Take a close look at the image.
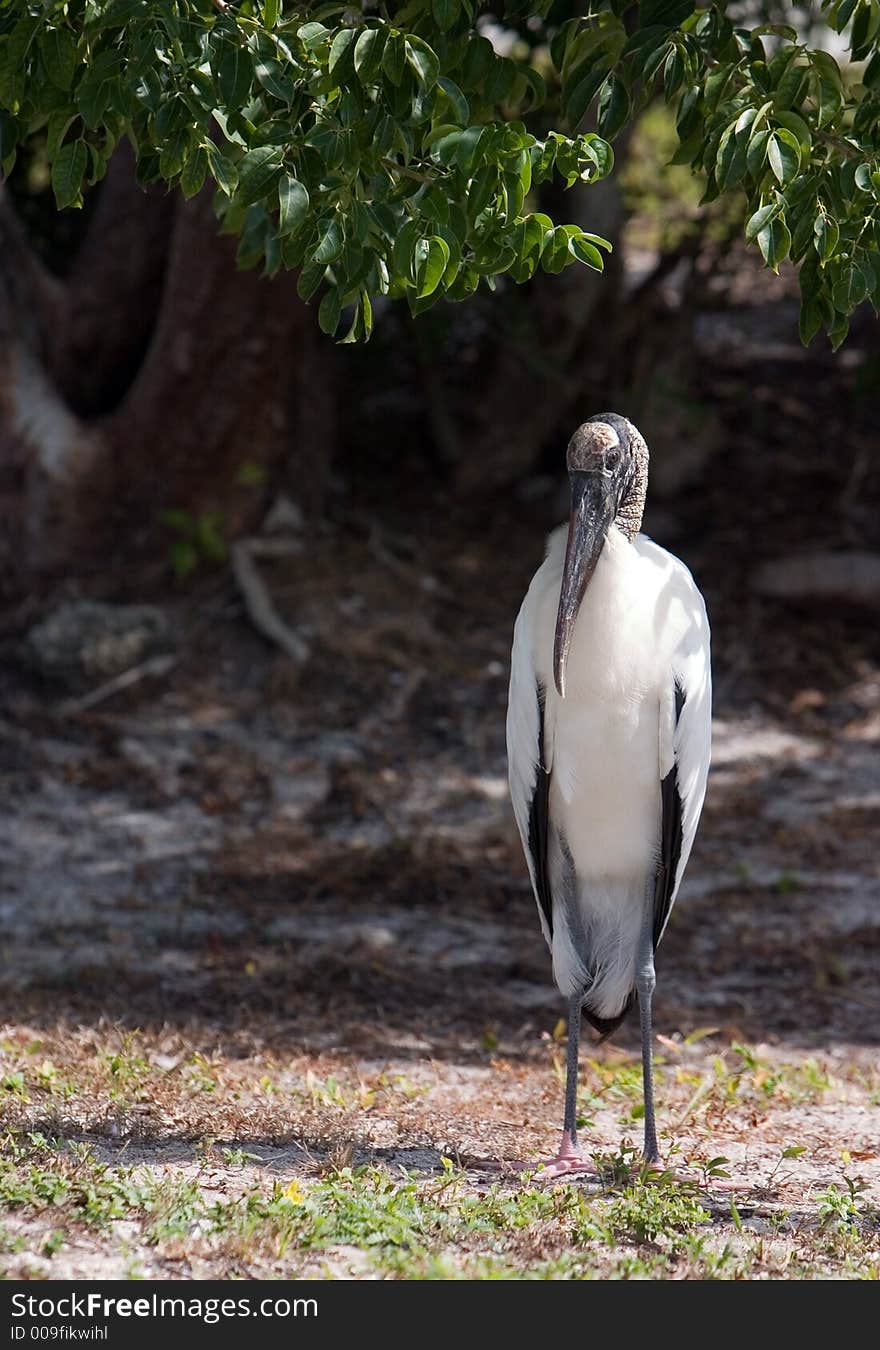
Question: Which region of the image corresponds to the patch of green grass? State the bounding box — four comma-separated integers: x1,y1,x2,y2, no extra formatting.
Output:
0,1224,25,1254
817,1173,871,1234
102,1033,153,1104
181,1053,219,1096
300,1072,376,1112
220,1147,265,1168
143,1177,207,1244
1,1134,878,1281
703,1045,834,1110
601,1182,711,1246
379,1074,431,1101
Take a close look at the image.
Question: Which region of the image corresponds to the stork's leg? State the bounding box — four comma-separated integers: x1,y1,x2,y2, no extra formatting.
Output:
636,903,661,1166
535,992,597,1178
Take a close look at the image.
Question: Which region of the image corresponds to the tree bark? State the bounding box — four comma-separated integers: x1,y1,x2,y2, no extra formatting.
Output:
46,144,176,417
0,153,334,598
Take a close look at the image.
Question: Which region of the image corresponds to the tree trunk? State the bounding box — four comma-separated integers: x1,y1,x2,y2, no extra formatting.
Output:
0,151,334,599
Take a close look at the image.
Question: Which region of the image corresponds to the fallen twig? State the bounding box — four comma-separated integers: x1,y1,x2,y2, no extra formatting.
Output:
231,538,310,666
55,653,177,716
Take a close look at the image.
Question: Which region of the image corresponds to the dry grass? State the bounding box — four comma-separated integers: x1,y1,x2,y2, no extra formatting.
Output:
1,1018,879,1279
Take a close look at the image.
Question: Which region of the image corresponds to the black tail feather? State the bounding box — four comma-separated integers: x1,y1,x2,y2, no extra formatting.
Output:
582,990,637,1042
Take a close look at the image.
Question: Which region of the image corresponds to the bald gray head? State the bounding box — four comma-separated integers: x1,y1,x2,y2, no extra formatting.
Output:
554,414,650,696
566,414,649,542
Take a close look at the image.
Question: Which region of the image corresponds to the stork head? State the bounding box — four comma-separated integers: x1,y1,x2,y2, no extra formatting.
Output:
553,414,648,697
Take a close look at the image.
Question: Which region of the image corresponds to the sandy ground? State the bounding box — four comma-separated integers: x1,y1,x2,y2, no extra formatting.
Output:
1,289,879,1278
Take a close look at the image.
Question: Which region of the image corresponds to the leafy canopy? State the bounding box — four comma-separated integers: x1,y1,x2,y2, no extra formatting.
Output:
0,2,879,347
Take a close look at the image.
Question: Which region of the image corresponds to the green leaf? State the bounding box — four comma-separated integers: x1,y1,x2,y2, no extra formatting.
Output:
565,65,609,129
461,35,494,86
382,32,406,86
640,0,695,27
204,141,238,196
596,75,631,140
297,261,324,302
775,110,812,152
517,213,549,260
214,41,254,108
828,312,850,350
0,111,18,166
180,147,208,199
318,286,342,336
851,0,880,59
467,162,497,221
814,212,840,262
392,219,421,282
811,49,844,127
483,57,516,105
159,129,191,180
169,539,199,579
715,126,746,190
734,107,758,139
864,49,880,89
799,294,825,346
663,47,685,100
236,205,270,269
338,298,362,344
745,201,779,241
757,215,791,270
831,0,858,31
432,0,460,34
77,74,113,129
354,27,386,83
278,176,309,236
328,28,356,81
568,235,605,270
406,37,440,89
541,226,571,275
578,134,614,180
297,23,329,52
51,140,88,209
437,77,469,125
416,235,451,296
253,55,296,103
236,146,283,206
832,261,869,312
455,126,484,176
854,162,874,192
446,266,479,301
788,202,815,262
361,291,373,341
313,217,343,265
262,0,279,28
773,58,807,111
42,28,78,91
746,128,771,178
767,130,800,185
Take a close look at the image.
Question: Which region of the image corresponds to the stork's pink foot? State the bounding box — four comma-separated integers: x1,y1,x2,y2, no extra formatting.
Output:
534,1131,598,1179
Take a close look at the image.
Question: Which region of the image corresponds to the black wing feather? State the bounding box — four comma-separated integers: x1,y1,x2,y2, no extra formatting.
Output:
653,680,686,948
527,683,553,940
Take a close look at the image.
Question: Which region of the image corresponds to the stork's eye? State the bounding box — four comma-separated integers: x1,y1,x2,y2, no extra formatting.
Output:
605,446,621,470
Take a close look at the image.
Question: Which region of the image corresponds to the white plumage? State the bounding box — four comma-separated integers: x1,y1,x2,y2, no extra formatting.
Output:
508,522,711,1013
506,414,711,1173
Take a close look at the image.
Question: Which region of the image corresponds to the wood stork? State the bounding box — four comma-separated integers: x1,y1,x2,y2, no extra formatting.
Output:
507,414,711,1176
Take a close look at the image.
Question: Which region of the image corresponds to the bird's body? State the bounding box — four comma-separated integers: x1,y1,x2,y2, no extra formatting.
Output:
506,414,711,1173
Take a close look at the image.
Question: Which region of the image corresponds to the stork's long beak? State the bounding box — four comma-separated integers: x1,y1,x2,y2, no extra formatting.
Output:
553,470,615,697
